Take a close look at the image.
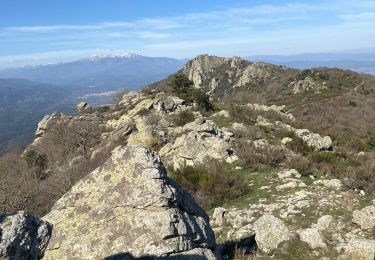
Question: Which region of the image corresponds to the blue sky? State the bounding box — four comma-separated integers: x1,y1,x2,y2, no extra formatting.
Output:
0,0,374,67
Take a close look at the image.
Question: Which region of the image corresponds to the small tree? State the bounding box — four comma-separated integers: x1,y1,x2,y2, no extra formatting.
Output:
168,72,213,112
168,72,194,102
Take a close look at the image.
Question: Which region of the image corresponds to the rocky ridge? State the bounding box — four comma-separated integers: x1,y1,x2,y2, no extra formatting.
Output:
2,55,375,259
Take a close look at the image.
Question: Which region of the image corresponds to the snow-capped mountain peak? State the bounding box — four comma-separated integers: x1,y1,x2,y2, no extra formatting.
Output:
88,52,141,61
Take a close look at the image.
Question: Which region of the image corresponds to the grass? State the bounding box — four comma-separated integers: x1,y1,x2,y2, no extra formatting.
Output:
209,115,233,128
169,160,249,210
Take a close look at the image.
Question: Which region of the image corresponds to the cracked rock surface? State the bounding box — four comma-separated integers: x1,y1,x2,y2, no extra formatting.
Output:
43,145,217,259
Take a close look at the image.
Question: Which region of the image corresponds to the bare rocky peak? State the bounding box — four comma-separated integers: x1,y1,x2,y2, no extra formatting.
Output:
182,54,284,94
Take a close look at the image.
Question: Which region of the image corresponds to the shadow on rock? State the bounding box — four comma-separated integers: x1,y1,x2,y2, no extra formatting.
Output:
219,235,257,259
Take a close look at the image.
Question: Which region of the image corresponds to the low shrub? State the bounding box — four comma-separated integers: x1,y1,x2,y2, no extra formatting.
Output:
341,154,375,192
170,110,195,127
234,139,287,170
228,105,257,125
285,155,314,176
309,151,346,164
169,161,248,209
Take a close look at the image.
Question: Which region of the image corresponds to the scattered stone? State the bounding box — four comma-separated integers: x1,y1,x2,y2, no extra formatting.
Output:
256,116,273,127
277,169,301,179
254,215,290,254
211,110,230,118
276,179,306,191
353,205,375,230
281,137,293,144
0,211,52,260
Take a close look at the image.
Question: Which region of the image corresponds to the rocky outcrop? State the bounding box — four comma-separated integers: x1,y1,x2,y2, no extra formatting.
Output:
43,145,217,259
0,212,52,260
253,215,290,254
236,63,279,87
290,76,319,94
34,112,71,138
294,129,333,151
76,101,90,113
159,118,237,169
246,103,295,121
274,121,333,151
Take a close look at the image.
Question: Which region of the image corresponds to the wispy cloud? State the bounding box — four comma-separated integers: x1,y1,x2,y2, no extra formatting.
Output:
0,1,374,67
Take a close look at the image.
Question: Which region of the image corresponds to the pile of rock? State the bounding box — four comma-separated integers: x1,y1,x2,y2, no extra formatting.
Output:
160,118,237,169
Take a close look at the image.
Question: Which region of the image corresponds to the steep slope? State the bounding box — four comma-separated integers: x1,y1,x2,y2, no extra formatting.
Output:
0,53,184,90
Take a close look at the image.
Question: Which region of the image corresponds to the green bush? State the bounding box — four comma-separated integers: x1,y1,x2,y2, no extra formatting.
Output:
168,72,213,112
169,161,248,209
349,101,358,107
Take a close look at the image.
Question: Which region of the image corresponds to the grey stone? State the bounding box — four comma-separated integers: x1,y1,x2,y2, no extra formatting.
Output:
0,211,52,260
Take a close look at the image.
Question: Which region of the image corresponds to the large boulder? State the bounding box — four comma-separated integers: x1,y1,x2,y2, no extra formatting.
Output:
343,239,375,260
43,145,217,259
0,211,52,260
353,204,375,230
253,215,290,254
297,228,326,249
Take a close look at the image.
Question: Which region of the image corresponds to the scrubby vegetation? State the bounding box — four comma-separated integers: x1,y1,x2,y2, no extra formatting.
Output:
0,142,115,217
169,161,248,209
234,139,287,170
168,110,195,126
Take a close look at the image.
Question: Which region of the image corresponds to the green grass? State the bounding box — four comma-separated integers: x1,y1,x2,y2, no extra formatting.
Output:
359,193,375,207
209,115,233,128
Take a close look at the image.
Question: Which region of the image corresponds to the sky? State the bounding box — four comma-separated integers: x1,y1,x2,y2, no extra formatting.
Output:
0,0,374,68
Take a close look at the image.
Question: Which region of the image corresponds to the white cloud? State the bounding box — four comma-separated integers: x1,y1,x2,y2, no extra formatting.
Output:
0,0,374,66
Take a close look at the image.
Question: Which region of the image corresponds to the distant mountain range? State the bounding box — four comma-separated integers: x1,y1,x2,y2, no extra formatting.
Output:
0,53,185,151
0,53,185,91
246,51,375,75
0,51,374,152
